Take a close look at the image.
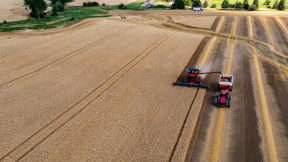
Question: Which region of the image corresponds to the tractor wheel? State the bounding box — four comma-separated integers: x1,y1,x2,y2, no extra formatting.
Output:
227,99,231,108
227,96,232,108
228,94,232,99
213,97,218,106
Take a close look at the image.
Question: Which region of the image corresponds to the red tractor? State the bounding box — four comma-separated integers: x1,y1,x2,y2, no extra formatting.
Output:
173,68,222,90
213,75,234,108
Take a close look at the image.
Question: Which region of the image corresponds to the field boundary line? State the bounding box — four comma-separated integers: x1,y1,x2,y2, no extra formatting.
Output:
0,25,137,89
1,33,170,161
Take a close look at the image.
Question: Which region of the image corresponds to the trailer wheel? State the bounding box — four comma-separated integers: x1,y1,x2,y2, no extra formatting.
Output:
227,100,231,108
227,97,231,108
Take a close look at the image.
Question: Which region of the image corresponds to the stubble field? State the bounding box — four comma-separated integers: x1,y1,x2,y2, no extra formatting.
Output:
0,9,288,162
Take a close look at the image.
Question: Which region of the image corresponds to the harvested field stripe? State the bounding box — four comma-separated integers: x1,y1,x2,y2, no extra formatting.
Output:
284,70,288,81
215,16,224,33
261,17,275,47
249,18,279,162
163,17,288,62
231,17,237,37
196,37,216,68
274,17,288,38
1,33,171,161
196,17,224,68
242,42,288,71
251,47,279,162
259,17,288,80
225,40,234,74
247,16,253,40
170,16,224,161
210,17,237,162
0,25,137,89
209,42,233,162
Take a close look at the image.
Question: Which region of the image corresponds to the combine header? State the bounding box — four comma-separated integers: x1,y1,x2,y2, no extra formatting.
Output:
173,68,222,90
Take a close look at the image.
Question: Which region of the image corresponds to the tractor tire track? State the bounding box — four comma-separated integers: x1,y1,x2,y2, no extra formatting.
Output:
0,25,137,89
1,33,171,161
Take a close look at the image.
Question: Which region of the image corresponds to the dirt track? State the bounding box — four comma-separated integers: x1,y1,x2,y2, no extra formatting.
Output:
0,11,288,161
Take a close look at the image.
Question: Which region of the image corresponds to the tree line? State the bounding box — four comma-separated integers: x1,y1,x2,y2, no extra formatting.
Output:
171,0,286,10
24,0,72,19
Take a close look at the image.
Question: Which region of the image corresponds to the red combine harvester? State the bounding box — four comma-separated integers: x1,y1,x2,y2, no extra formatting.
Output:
213,75,234,108
173,68,222,90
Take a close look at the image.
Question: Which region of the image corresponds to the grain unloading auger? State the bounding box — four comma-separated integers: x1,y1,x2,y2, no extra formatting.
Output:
173,68,222,90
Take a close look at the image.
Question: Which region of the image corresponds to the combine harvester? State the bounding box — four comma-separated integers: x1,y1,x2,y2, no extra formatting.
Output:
173,68,233,108
173,68,221,90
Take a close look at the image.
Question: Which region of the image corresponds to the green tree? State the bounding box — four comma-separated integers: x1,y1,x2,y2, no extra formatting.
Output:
263,0,271,5
234,1,243,8
252,0,259,8
243,0,249,9
203,0,208,8
50,0,57,5
222,0,230,8
51,0,72,5
193,0,202,7
24,0,47,18
248,4,257,10
52,5,58,16
272,0,279,8
55,1,64,12
171,0,185,9
184,0,192,6
278,0,286,10
211,3,217,8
